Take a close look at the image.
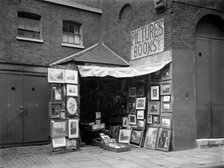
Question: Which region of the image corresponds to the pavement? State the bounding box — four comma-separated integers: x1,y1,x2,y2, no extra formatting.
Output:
0,144,224,168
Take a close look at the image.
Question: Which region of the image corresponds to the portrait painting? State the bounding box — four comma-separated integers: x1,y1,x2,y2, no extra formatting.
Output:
156,128,171,151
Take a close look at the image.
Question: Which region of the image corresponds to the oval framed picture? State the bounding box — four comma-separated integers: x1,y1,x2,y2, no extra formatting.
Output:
66,97,78,117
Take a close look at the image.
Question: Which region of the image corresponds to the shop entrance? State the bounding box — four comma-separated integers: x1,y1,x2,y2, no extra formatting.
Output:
0,72,49,146
196,15,224,138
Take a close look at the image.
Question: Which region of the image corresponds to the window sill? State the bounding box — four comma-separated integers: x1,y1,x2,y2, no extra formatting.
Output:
16,36,44,43
62,43,84,49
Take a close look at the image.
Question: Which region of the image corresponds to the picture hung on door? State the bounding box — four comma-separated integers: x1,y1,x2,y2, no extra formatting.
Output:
48,66,80,153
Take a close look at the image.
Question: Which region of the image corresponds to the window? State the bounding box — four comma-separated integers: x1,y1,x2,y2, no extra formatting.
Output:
17,12,41,40
62,20,83,47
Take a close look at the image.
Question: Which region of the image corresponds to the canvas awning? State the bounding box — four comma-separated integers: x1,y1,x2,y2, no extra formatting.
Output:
78,60,171,78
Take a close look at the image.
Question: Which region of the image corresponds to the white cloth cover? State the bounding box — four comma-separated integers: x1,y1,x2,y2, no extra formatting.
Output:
78,60,171,78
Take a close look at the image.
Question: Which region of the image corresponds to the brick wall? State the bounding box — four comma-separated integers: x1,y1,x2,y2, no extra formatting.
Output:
0,0,101,66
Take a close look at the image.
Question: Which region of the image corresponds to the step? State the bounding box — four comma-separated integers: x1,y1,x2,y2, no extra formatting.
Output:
196,138,224,148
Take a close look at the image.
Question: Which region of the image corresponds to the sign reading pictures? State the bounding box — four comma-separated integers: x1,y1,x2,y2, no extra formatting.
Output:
130,18,164,60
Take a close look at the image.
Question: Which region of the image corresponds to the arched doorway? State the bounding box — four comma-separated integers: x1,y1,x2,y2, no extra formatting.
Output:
196,14,224,138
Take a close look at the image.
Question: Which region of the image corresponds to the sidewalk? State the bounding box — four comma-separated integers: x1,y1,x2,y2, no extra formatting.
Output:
0,144,224,168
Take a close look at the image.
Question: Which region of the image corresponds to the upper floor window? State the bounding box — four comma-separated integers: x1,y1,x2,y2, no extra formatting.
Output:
17,12,41,40
62,20,83,48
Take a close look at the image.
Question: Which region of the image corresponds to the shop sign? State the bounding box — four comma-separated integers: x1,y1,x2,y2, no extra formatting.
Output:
130,18,164,60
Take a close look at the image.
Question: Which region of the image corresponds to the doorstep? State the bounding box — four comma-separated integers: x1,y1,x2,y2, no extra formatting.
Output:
196,138,224,148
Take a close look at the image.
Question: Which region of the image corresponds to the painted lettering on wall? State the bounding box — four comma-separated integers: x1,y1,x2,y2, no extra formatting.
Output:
130,18,164,60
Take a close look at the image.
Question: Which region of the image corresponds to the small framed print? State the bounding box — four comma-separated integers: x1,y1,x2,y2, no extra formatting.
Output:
48,68,65,83
50,119,67,138
147,114,153,124
156,127,171,151
144,127,158,149
96,112,101,119
161,115,172,129
162,95,171,102
152,115,160,125
129,87,136,98
129,128,144,147
64,69,78,84
160,81,172,95
150,85,160,101
148,101,160,115
66,138,77,150
66,97,78,117
136,97,146,110
128,114,136,125
68,119,79,138
52,137,66,149
66,84,78,97
161,101,172,113
137,119,145,129
127,98,136,113
136,86,144,97
51,84,64,103
49,103,61,118
122,117,129,127
118,129,132,143
137,110,144,119
161,63,172,81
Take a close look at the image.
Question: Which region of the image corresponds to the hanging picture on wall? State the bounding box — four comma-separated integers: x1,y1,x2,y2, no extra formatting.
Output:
66,84,78,97
68,119,79,138
118,129,132,144
129,87,136,98
152,115,160,125
144,127,158,149
127,98,136,113
137,110,144,119
48,68,65,83
161,101,172,113
150,85,160,101
147,114,153,124
66,138,77,150
162,95,171,102
161,115,172,129
122,117,129,127
156,127,171,151
49,103,61,118
137,119,145,129
64,69,78,84
161,63,172,81
129,128,144,147
128,114,136,125
52,137,66,149
148,101,160,115
50,119,67,138
51,84,64,103
66,97,78,117
160,81,172,95
136,86,144,97
136,97,146,110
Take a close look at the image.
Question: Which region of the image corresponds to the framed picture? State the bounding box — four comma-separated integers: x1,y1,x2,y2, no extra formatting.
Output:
127,98,136,113
161,63,172,81
66,138,77,150
118,129,132,143
162,95,171,102
50,119,67,138
51,84,64,103
148,101,160,115
156,127,171,151
66,97,78,117
48,68,65,83
68,119,79,138
136,86,144,97
129,87,136,98
96,112,101,119
147,114,153,124
49,103,61,118
137,110,144,119
66,84,78,97
136,97,146,110
161,115,172,129
137,119,145,129
128,114,136,125
150,85,160,101
160,81,172,95
161,101,172,113
129,129,144,147
144,127,158,149
152,115,160,125
52,137,66,148
122,117,128,127
64,69,78,84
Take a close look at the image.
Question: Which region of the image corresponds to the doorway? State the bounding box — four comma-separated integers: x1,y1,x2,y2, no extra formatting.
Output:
0,72,49,146
196,15,224,138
